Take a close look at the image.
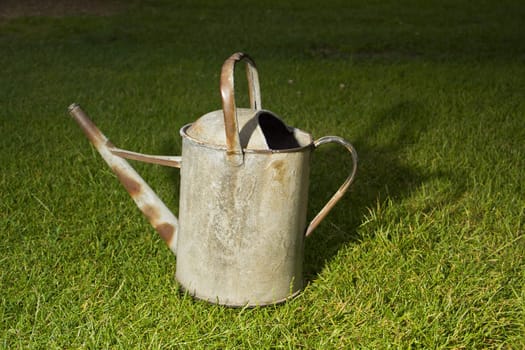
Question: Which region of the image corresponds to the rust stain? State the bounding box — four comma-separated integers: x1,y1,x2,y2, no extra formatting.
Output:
189,122,203,135
271,160,286,184
114,168,142,196
221,57,239,155
141,204,161,222
155,222,175,244
70,105,106,148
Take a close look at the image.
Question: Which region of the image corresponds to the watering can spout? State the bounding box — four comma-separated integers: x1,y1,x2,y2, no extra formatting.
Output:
68,103,180,255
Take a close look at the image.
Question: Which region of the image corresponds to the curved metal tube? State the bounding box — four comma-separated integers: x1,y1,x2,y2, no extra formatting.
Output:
305,136,358,237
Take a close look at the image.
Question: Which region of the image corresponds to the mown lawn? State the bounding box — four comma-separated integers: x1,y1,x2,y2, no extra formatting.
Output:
1,0,524,348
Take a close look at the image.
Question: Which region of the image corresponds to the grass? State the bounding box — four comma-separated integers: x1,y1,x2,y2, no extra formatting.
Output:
1,0,524,348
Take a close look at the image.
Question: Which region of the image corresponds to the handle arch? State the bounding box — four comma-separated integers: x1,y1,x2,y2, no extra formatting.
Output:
220,52,262,165
305,136,358,237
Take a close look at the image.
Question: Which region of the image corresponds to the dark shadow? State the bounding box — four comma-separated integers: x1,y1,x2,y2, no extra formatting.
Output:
258,111,300,149
303,100,460,280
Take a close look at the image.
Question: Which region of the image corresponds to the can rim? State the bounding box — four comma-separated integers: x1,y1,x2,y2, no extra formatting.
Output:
179,124,314,154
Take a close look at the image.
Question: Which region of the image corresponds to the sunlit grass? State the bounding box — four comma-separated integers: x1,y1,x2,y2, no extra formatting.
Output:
1,0,524,348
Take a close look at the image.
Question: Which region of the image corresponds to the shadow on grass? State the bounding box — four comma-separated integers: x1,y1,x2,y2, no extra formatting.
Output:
303,100,450,280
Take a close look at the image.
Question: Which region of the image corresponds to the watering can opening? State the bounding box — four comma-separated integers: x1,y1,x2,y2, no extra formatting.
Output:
256,112,301,150
184,109,311,152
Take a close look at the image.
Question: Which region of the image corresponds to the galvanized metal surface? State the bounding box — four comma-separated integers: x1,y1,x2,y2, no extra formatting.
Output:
68,52,358,307
176,52,318,305
187,108,268,150
177,128,311,306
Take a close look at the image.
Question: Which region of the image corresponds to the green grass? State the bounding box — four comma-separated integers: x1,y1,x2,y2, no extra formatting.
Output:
1,0,524,348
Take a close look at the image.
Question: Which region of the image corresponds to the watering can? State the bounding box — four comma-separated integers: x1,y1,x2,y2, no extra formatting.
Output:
68,52,357,306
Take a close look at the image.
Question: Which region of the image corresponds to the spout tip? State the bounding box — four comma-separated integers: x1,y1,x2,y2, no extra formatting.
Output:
68,103,80,113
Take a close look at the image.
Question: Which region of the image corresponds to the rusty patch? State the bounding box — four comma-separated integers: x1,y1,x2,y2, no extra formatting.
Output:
271,160,286,184
114,168,142,196
155,222,175,244
141,204,160,221
223,100,237,153
69,104,107,148
188,121,203,136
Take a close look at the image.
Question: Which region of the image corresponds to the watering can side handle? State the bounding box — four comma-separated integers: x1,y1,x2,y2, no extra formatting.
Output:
220,52,262,166
305,136,358,237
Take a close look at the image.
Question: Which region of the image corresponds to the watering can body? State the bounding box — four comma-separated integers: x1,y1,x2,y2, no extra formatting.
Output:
69,52,357,306
177,112,313,305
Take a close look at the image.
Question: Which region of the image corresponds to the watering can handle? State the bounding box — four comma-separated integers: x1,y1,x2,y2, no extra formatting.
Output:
220,52,262,165
305,136,358,237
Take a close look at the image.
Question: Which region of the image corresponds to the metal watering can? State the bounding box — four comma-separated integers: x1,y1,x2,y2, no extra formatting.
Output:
69,52,357,306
